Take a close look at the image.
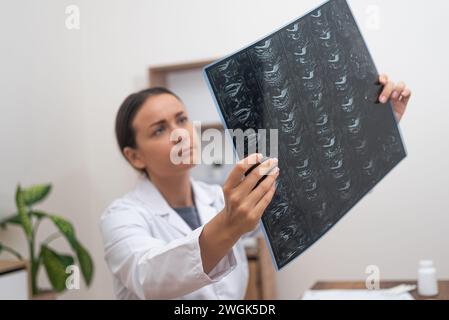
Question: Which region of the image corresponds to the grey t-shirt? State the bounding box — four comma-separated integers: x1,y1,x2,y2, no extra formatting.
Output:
173,206,202,230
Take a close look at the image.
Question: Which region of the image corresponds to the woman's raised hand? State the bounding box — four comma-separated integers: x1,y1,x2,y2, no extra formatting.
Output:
221,153,279,235
199,153,279,274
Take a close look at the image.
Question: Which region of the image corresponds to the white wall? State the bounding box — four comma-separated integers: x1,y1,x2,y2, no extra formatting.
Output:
0,0,448,299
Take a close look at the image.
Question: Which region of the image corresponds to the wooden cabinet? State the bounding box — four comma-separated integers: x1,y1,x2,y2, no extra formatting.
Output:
0,260,28,300
244,237,277,300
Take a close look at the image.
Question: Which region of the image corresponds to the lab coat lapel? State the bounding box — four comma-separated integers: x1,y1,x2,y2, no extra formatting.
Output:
191,178,218,226
134,175,192,236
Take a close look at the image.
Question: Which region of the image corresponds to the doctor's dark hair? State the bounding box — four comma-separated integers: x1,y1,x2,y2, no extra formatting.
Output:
115,87,181,165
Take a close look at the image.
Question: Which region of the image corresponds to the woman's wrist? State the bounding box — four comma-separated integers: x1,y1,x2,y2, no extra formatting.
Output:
216,209,244,241
199,210,242,274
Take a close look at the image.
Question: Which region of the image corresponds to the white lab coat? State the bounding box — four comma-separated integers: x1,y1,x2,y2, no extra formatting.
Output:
100,174,260,300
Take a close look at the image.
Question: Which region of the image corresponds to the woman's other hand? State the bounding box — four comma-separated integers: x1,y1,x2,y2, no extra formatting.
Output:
378,74,412,122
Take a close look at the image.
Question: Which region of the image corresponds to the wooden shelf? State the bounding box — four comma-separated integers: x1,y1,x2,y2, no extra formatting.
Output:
0,260,27,275
149,59,217,87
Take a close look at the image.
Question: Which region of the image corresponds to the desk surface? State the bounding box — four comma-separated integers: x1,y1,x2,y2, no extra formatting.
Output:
311,280,449,300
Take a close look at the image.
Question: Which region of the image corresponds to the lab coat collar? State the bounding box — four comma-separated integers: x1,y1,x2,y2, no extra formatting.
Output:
134,174,217,235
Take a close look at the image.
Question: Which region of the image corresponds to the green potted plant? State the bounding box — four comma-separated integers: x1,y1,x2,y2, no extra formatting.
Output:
0,183,94,298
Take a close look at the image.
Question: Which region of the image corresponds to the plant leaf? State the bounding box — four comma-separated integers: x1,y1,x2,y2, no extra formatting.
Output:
0,214,22,229
50,215,77,244
22,184,51,206
48,215,94,286
40,245,74,293
30,210,48,220
74,243,94,286
15,185,32,239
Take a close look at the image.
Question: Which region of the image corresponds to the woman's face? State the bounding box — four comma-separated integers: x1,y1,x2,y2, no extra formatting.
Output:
124,93,198,178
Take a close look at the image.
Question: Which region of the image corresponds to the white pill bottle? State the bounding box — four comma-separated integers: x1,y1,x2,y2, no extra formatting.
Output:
417,260,438,297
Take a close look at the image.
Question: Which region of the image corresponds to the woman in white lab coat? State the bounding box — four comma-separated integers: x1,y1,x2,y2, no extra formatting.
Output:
100,75,411,299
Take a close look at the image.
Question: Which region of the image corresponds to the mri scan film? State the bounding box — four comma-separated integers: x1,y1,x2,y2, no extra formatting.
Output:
204,0,406,270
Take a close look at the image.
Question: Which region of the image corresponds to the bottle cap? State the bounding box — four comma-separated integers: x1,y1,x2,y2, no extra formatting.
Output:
419,260,433,268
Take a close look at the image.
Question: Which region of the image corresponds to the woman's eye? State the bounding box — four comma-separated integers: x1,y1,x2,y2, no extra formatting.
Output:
153,126,165,136
178,116,188,125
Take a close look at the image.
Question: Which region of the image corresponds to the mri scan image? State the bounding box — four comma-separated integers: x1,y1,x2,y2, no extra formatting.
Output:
204,0,406,270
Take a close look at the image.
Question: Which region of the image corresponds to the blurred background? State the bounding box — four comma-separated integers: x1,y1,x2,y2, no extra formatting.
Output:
0,0,448,299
